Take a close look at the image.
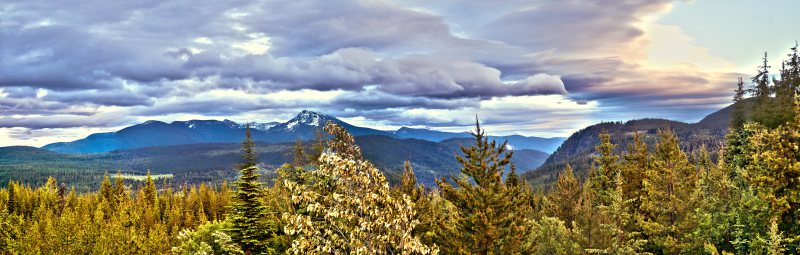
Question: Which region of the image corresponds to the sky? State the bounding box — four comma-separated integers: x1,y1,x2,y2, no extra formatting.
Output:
1,0,799,146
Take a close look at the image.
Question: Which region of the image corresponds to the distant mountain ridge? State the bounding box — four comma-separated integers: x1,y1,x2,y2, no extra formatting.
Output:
42,110,565,154
4,135,550,189
523,101,742,188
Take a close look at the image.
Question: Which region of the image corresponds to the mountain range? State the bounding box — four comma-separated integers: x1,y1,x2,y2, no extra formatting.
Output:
3,101,741,190
43,110,565,154
522,100,745,188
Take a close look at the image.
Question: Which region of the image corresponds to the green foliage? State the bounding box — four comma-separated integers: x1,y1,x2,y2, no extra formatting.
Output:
228,127,284,254
173,220,244,255
436,119,536,254
0,177,229,254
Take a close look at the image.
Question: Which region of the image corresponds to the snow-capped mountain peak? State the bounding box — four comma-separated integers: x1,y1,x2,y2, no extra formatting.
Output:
250,122,279,131
279,110,336,131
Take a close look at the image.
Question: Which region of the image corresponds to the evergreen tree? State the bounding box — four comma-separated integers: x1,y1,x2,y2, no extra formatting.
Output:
399,160,423,202
100,174,113,204
738,101,800,252
435,119,536,254
239,125,258,169
143,170,158,208
591,132,620,206
732,77,747,129
751,52,779,127
307,128,326,166
290,139,307,168
640,129,700,254
586,172,648,255
114,172,128,206
621,132,647,211
228,126,279,254
547,164,581,226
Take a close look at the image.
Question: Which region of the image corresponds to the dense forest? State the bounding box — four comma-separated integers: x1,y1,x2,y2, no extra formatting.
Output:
1,46,799,254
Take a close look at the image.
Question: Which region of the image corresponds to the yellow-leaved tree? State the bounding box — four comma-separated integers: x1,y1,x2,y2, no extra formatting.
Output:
283,122,437,255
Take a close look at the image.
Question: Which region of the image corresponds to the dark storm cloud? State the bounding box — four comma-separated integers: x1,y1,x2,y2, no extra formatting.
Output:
240,0,461,56
219,48,568,98
42,90,155,107
332,90,479,110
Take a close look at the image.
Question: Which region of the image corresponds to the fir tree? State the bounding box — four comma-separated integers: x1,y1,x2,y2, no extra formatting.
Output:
100,174,113,204
590,131,620,206
143,170,158,208
622,131,647,211
547,164,581,226
732,77,747,129
6,181,16,214
239,125,258,169
399,160,423,202
290,139,307,168
640,129,700,254
114,172,128,206
586,172,648,254
228,125,278,254
751,52,779,127
436,118,535,254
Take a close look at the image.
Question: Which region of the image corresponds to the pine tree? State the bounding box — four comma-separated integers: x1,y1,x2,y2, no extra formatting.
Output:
751,52,778,127
290,139,307,168
143,170,158,208
6,181,16,214
228,125,278,254
640,129,700,254
506,163,522,188
399,160,423,202
239,125,258,169
732,77,747,129
435,118,535,254
590,131,620,206
114,172,128,206
738,100,800,252
622,131,647,211
307,128,326,166
586,172,648,254
100,174,113,204
547,164,581,226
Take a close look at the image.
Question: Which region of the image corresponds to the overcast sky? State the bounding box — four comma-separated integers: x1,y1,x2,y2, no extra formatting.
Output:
1,0,798,146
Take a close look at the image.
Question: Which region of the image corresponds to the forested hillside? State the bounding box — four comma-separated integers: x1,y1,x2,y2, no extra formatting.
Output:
1,135,549,190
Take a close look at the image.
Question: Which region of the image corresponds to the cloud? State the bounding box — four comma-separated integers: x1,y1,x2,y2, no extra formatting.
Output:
0,0,757,146
0,112,129,129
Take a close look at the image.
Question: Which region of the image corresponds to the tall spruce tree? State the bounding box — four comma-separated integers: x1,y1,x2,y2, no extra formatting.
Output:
640,129,701,254
229,126,278,254
143,170,158,208
622,132,647,211
290,139,307,168
435,118,535,254
547,164,581,227
590,131,620,207
732,77,747,129
751,52,779,127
